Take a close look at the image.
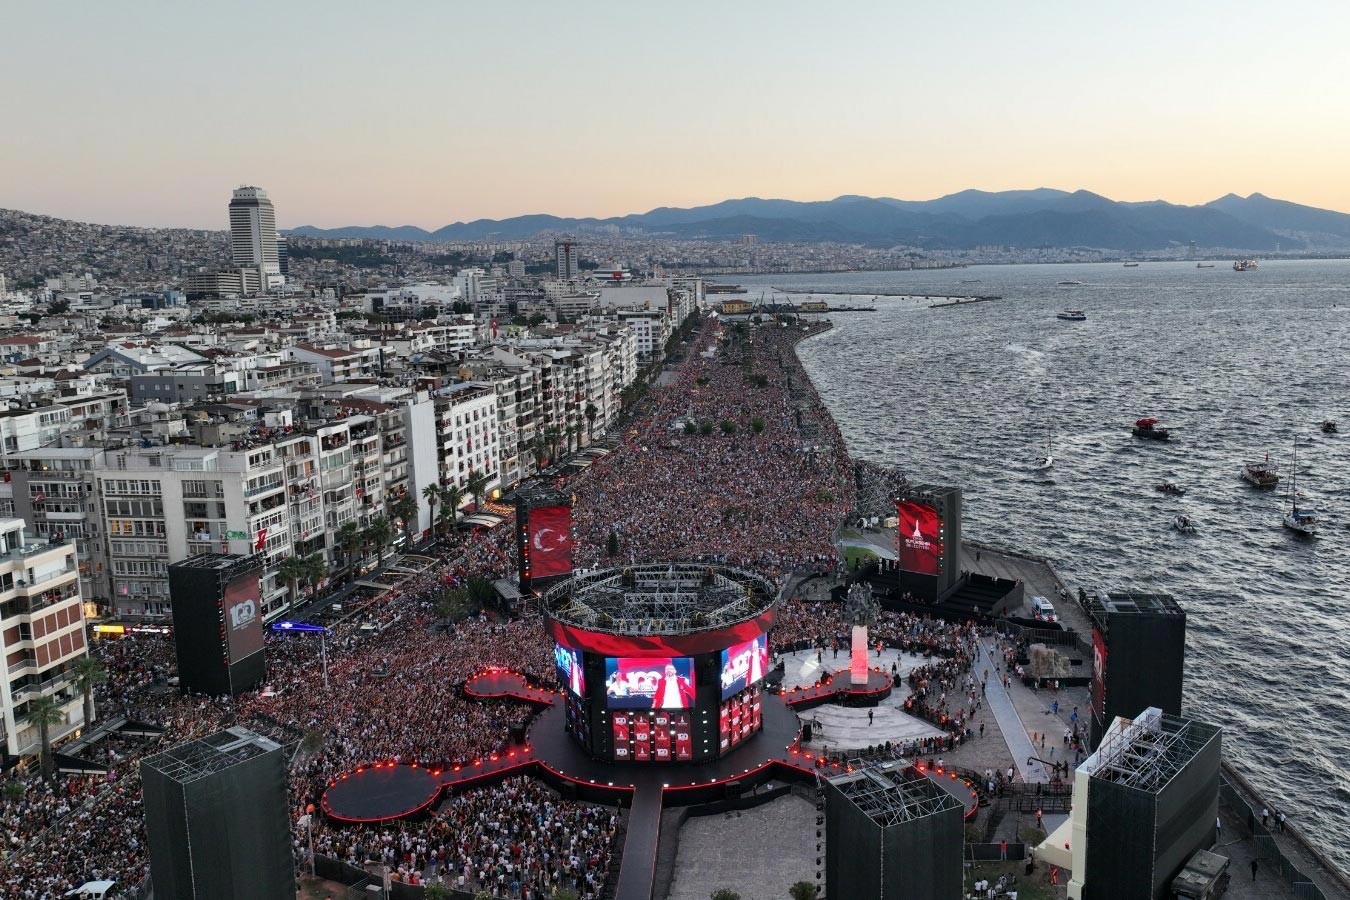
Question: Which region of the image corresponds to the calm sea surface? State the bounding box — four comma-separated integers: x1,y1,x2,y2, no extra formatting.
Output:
747,260,1350,869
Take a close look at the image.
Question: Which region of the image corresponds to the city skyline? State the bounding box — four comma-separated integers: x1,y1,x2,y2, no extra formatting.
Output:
4,1,1350,229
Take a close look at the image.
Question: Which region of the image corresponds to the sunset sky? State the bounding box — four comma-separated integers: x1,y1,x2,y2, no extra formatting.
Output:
4,0,1348,229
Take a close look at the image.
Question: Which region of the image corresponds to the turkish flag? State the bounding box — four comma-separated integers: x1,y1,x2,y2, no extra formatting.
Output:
255,527,268,551
528,505,572,579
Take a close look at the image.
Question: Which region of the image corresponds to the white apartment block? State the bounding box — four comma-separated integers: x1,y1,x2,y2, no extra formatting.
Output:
431,383,500,504
0,519,87,759
290,343,382,383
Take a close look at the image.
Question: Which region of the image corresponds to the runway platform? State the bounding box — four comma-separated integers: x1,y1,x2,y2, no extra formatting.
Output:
781,667,893,710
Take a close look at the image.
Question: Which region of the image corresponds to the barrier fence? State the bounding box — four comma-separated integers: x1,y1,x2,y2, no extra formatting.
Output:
1218,772,1337,900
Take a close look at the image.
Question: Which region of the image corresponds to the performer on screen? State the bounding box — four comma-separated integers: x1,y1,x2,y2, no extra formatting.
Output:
654,663,695,708
569,655,584,695
749,639,768,685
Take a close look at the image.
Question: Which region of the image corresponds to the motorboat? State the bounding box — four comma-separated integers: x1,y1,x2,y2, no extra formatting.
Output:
1233,259,1258,271
1155,482,1186,496
1241,458,1280,489
1133,418,1170,441
1057,309,1087,321
1283,442,1317,536
1173,515,1197,534
1057,280,1085,286
1322,420,1338,434
1123,262,1140,267
1197,263,1216,268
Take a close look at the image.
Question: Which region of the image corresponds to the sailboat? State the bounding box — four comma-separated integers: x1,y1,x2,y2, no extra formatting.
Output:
1282,441,1318,536
1034,432,1054,472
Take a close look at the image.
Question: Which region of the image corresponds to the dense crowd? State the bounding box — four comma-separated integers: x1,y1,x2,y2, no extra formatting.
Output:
310,776,618,898
571,318,854,581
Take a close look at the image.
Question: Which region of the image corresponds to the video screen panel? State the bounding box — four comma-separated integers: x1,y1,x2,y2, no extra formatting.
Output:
528,504,573,579
897,500,941,576
554,643,585,697
222,569,263,663
604,657,696,709
612,711,692,762
719,687,763,753
720,634,769,700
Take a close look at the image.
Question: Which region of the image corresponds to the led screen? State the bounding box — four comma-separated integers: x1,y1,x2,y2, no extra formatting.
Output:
222,570,263,664
897,500,941,576
528,505,573,579
555,643,585,697
604,657,696,709
720,634,769,700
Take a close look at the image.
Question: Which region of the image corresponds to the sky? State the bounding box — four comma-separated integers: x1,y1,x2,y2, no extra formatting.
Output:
3,0,1349,229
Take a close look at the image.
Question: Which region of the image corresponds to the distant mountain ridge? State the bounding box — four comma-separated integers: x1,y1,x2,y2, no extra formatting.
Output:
287,189,1350,251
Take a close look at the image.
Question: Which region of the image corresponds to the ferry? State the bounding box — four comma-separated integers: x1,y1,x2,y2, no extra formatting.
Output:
1056,309,1087,321
1132,418,1170,441
1197,263,1216,268
1241,458,1280,489
706,283,747,294
1233,259,1258,271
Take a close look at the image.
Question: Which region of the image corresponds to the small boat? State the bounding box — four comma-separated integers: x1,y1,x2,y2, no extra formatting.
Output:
1155,482,1186,496
1321,420,1338,434
1197,263,1216,268
1057,309,1087,321
1283,443,1317,536
1123,262,1140,267
1233,259,1258,271
1173,515,1197,534
1057,280,1085,286
1133,418,1170,441
960,279,982,284
1034,431,1054,472
1241,458,1280,489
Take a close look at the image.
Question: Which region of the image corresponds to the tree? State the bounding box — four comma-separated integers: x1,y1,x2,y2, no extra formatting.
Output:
751,418,765,434
684,421,697,435
607,531,620,557
710,891,741,900
277,556,310,609
465,468,490,511
72,656,106,729
551,890,579,900
543,426,562,463
699,422,714,436
436,588,469,622
364,516,393,559
421,483,440,534
336,521,364,569
720,420,737,435
392,493,418,544
584,403,598,443
439,484,464,534
789,882,819,900
422,885,451,900
26,695,63,779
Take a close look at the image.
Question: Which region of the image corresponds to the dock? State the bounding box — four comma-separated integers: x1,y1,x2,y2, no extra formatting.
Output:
927,295,1003,308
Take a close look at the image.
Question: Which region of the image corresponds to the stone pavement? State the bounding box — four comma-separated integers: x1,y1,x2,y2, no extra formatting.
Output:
665,793,818,900
977,639,1050,783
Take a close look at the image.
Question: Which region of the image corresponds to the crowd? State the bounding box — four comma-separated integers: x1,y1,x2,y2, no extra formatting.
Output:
571,318,855,581
310,776,618,898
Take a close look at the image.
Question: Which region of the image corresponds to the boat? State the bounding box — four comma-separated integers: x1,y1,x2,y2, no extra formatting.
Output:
960,279,982,284
1123,262,1140,267
1056,309,1087,321
1173,515,1198,534
1241,457,1280,489
1033,431,1054,472
1321,420,1338,434
1132,418,1170,441
1155,482,1186,496
1233,259,1258,271
1197,263,1215,268
1057,280,1085,286
1283,443,1317,536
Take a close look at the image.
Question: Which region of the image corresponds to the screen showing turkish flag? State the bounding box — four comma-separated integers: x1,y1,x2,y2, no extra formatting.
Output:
897,500,941,576
529,504,573,579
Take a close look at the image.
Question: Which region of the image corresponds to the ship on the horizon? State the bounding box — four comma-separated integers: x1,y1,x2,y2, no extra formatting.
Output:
1233,259,1259,271
1197,263,1216,268
706,283,747,294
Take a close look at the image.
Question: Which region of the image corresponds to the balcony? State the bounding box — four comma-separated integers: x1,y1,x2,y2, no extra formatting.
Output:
244,480,285,498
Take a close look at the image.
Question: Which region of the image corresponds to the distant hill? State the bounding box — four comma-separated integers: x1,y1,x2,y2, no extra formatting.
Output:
287,188,1350,251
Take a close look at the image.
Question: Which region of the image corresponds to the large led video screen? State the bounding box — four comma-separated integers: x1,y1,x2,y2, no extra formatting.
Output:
897,500,941,576
528,504,573,579
720,634,769,700
222,569,264,664
604,657,696,709
555,644,585,697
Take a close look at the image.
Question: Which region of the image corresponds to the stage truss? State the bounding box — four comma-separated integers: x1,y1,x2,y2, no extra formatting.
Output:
826,761,964,827
1090,711,1220,793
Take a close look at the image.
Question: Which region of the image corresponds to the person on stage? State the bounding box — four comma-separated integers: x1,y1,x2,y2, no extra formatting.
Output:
654,663,695,708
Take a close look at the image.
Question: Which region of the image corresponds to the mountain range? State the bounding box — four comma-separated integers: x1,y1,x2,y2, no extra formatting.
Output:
288,190,1350,252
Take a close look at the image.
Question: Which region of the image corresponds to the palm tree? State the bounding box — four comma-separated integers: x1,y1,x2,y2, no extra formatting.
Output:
439,484,464,534
422,885,451,900
336,521,363,570
277,556,310,609
543,426,561,463
465,468,490,512
71,656,106,729
584,402,598,444
421,484,440,535
364,516,393,560
530,436,549,470
303,553,328,597
392,494,418,545
26,695,63,779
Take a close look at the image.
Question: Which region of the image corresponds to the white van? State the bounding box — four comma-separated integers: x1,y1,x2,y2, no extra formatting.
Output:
64,882,115,900
1030,596,1058,623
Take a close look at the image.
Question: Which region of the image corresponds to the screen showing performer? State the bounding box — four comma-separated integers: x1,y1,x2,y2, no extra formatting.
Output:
720,634,770,699
554,643,585,697
896,499,941,576
604,657,696,709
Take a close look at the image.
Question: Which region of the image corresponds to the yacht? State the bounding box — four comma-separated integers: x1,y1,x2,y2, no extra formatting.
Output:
1173,515,1197,534
1241,458,1280,489
1283,443,1317,536
1233,259,1258,271
1056,309,1087,321
1033,432,1054,472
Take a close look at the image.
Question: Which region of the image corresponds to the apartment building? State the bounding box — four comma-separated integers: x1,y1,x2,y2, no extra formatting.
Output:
0,519,87,760
290,343,382,383
431,383,500,505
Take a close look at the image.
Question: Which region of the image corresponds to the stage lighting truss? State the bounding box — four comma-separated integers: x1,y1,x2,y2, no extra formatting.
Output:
1089,711,1221,794
543,563,778,635
827,762,964,828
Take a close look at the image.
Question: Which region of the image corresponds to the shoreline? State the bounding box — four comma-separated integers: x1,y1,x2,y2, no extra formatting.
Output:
784,316,1350,895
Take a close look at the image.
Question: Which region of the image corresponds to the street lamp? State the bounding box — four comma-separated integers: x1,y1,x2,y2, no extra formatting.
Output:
271,621,329,690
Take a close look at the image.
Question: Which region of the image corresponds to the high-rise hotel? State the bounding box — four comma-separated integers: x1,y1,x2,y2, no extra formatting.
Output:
228,186,283,287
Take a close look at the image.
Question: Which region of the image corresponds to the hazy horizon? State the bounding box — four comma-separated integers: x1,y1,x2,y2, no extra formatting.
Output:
4,0,1349,230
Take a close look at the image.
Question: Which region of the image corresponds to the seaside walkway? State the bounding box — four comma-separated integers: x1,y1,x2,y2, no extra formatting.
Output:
976,638,1049,784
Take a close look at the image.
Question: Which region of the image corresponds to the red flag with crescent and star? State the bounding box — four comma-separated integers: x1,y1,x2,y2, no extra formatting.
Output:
529,505,573,579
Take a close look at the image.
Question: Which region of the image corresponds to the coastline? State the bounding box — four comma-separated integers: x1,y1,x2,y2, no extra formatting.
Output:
784,316,1350,896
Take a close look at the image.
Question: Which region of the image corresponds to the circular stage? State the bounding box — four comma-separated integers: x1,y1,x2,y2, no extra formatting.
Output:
321,763,443,823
